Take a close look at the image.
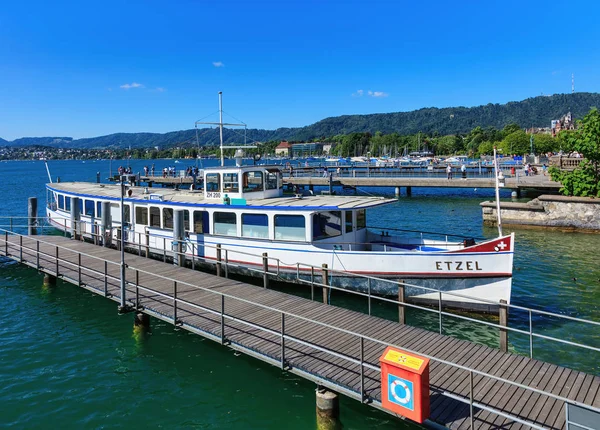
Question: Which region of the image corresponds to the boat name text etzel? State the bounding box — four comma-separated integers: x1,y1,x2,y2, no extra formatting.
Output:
435,261,482,271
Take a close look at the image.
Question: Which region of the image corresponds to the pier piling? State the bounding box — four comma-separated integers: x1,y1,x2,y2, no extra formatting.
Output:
262,252,269,288
500,299,508,353
134,312,150,331
100,201,112,247
43,273,56,288
398,281,406,324
316,387,340,430
28,197,37,236
70,197,81,240
322,264,329,304
173,210,185,267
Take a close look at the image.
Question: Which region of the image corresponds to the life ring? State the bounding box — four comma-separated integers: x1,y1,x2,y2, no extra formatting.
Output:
390,379,411,405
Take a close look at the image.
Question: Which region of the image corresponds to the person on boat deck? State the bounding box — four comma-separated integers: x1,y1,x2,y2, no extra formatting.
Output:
323,166,328,177
461,163,467,179
446,164,452,180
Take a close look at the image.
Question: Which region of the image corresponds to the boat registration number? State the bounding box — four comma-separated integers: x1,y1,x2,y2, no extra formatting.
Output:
206,192,221,199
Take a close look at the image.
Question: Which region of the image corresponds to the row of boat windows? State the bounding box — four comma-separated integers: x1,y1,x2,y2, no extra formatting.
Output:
56,194,366,242
206,170,280,193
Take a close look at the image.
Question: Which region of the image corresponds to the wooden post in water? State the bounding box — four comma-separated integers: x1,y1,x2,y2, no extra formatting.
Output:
322,264,329,304
43,274,56,288
101,201,111,247
216,244,222,277
70,197,81,240
262,252,269,288
316,387,340,430
499,299,508,353
173,209,185,267
398,280,406,325
28,197,37,236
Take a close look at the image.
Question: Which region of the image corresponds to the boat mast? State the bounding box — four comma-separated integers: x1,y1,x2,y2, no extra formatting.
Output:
493,146,503,236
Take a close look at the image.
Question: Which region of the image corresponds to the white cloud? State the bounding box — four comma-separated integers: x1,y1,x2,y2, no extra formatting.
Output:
120,82,144,90
212,61,225,68
352,89,364,97
368,90,389,98
155,87,166,92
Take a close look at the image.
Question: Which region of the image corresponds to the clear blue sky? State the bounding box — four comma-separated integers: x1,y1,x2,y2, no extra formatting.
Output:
1,0,599,141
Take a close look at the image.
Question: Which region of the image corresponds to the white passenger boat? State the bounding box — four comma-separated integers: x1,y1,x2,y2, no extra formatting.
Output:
45,159,514,311
43,94,515,311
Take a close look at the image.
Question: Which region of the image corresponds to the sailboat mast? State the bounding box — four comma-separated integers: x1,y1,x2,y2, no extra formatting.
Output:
219,91,224,167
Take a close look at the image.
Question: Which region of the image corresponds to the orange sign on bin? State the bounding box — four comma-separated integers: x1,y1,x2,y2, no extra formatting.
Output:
379,346,430,423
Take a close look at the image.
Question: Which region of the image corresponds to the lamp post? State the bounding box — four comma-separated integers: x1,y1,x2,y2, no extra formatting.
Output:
118,175,128,313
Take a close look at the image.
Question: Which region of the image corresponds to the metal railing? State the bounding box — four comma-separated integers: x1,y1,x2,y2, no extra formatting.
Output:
1,228,598,429
11,215,600,364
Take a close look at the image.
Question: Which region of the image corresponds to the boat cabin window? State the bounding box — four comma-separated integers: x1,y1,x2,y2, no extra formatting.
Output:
206,173,220,192
345,211,353,233
85,200,95,217
214,212,237,236
242,214,269,239
223,173,239,193
243,171,263,192
65,197,71,211
124,205,131,224
274,215,306,241
78,199,84,214
58,195,65,210
356,209,366,230
193,210,206,234
150,207,160,228
183,210,190,231
111,203,130,223
163,208,174,230
96,202,102,218
136,207,148,225
312,211,342,240
266,170,279,190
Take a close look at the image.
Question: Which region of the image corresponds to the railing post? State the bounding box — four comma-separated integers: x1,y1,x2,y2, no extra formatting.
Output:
263,252,269,288
280,312,285,370
398,280,406,324
104,260,108,297
499,299,508,353
224,249,229,278
10,217,13,233
19,235,22,262
5,231,8,256
529,309,533,358
220,294,225,344
173,281,178,325
322,263,329,304
55,246,59,276
359,336,365,402
78,252,82,285
216,244,222,277
367,277,371,315
438,291,443,334
311,266,315,301
469,370,474,428
135,269,140,309
36,240,40,269
163,237,166,262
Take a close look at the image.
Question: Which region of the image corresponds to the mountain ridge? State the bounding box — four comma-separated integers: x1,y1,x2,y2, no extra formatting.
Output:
2,92,598,149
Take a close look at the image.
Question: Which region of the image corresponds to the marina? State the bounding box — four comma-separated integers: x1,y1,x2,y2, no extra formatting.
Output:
1,232,600,429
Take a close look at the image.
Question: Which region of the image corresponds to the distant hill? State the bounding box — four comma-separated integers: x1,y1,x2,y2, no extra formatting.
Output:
2,92,599,149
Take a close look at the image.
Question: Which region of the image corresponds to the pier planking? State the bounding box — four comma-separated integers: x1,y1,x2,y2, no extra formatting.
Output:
1,234,598,430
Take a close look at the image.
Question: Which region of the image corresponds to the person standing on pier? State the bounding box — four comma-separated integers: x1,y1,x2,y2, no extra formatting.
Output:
446,164,452,180
461,163,467,179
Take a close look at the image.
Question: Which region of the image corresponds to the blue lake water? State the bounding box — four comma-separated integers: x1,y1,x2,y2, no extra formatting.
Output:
0,159,598,428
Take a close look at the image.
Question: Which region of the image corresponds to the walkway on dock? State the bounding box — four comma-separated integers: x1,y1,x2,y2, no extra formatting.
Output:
1,234,598,430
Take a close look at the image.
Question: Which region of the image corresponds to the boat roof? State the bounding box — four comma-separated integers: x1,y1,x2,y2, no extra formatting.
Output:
48,182,395,211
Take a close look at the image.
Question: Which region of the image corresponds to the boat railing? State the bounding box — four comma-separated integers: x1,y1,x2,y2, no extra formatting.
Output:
2,226,599,429
16,216,600,365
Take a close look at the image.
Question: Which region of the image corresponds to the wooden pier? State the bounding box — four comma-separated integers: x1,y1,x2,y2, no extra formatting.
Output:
2,234,599,429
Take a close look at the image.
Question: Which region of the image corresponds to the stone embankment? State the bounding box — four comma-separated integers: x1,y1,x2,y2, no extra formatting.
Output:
481,195,600,231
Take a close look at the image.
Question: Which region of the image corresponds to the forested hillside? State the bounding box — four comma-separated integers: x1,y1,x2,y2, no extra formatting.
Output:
2,93,599,149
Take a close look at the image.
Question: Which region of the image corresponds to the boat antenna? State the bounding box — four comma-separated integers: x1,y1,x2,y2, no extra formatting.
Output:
493,146,503,236
194,92,254,167
44,160,53,183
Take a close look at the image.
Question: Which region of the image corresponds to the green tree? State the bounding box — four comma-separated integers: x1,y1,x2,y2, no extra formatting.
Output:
532,134,558,154
501,130,530,155
549,108,600,197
